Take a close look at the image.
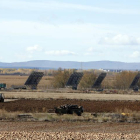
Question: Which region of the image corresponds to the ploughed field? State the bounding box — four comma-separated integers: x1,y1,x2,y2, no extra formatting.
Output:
1,122,140,139
0,122,140,133
1,99,140,113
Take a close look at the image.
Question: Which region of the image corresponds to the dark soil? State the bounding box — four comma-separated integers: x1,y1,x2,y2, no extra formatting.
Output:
0,99,140,113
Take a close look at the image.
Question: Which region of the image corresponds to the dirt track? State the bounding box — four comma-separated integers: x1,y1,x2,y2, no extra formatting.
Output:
1,99,140,113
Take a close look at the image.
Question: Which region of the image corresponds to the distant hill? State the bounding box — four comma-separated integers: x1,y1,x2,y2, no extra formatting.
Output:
0,60,140,70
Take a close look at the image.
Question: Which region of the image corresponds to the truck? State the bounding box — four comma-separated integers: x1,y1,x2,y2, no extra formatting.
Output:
55,104,83,116
0,83,6,90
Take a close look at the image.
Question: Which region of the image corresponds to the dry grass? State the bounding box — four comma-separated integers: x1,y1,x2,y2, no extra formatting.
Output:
32,112,94,122
1,75,140,101
115,108,140,118
0,109,21,119
0,75,53,89
3,91,140,101
115,108,137,114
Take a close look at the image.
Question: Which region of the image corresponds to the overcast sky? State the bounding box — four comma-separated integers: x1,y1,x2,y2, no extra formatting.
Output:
0,0,140,62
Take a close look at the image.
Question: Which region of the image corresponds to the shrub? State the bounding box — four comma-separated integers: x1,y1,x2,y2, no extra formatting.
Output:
78,72,97,89
113,71,138,89
52,68,71,88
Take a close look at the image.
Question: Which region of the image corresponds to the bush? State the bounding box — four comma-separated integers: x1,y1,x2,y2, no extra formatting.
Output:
114,71,138,89
52,68,71,88
78,72,97,89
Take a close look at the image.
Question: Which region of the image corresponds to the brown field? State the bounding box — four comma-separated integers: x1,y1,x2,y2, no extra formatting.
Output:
0,75,53,88
1,75,140,114
0,122,140,140
2,91,140,100
1,99,140,113
0,122,140,139
0,122,140,133
1,75,140,139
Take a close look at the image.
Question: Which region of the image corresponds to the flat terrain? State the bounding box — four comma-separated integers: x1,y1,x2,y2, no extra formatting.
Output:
0,122,140,133
1,75,140,139
0,75,52,88
1,99,140,113
0,122,140,139
3,91,140,100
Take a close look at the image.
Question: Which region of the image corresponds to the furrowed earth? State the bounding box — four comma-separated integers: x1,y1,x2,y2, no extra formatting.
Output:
1,99,140,113
1,122,140,139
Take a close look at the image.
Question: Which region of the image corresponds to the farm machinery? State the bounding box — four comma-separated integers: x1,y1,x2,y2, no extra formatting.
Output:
0,83,6,90
55,104,84,116
0,93,4,102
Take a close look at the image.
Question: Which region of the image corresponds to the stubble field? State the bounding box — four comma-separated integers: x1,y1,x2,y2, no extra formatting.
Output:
0,75,53,89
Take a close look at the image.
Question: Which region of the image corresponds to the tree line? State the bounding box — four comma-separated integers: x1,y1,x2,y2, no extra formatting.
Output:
51,69,140,89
